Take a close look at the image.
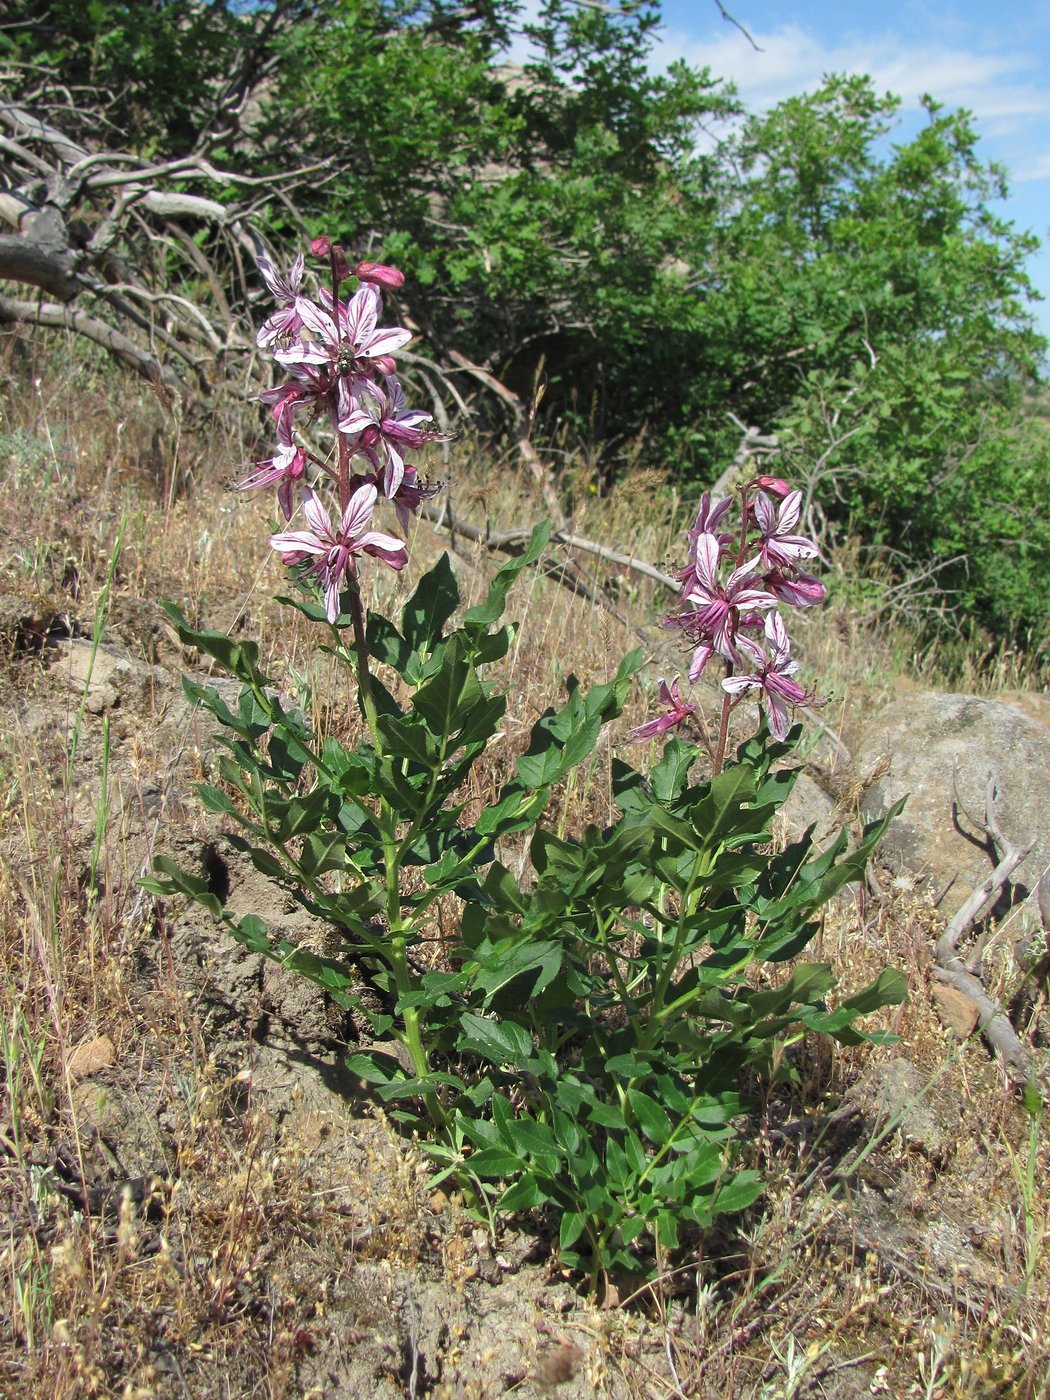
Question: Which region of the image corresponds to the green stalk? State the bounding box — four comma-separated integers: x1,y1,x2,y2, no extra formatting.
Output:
341,570,452,1134
712,681,734,775
640,853,710,1052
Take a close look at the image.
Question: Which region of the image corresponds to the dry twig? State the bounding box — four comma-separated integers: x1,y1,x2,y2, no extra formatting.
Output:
932,770,1036,1084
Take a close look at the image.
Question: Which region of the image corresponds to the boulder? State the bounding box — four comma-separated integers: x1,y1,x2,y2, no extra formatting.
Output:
857,691,1050,917
775,770,840,848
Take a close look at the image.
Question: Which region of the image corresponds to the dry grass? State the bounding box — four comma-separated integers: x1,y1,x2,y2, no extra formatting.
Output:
0,339,1047,1398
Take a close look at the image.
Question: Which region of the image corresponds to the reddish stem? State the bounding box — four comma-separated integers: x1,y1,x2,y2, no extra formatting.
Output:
345,569,375,724
712,666,734,775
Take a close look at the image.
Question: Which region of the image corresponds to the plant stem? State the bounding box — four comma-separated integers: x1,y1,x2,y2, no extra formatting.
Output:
712,678,733,775
345,577,379,736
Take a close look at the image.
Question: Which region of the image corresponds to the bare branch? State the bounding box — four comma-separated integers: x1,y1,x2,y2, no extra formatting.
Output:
0,232,79,300
931,770,1038,1086
420,497,680,593
0,294,184,399
710,414,779,497
931,963,1034,1085
711,0,763,51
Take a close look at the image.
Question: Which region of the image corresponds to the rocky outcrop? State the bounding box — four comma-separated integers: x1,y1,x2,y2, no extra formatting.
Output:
857,691,1050,918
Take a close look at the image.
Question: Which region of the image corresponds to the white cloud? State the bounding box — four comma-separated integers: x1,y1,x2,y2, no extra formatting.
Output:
1013,152,1050,184
653,21,1050,130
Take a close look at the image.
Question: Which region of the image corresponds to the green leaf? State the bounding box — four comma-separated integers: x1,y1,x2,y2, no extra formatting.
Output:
345,1051,404,1088
402,552,460,654
469,938,563,1002
365,613,417,680
559,1210,588,1252
650,738,698,803
456,1012,534,1067
143,855,222,916
836,966,909,1015
627,1089,672,1146
377,1071,466,1101
463,520,551,630
195,783,239,817
744,962,835,1018
498,1173,548,1213
623,1130,647,1177
685,763,761,851
503,1115,561,1167
233,912,272,953
395,970,470,1012
161,603,265,686
586,1099,627,1131
237,687,271,738
712,1170,764,1216
375,712,439,767
412,635,483,739
467,1147,527,1178
619,1215,648,1247
516,710,602,788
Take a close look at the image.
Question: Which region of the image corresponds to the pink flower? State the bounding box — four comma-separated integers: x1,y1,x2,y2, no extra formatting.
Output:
259,378,313,434
754,474,792,499
678,493,734,596
256,252,309,348
270,484,408,622
721,612,812,740
340,376,448,497
629,677,697,741
765,567,827,608
753,489,820,572
679,533,778,659
389,463,443,535
274,284,412,424
310,236,351,284
234,421,307,520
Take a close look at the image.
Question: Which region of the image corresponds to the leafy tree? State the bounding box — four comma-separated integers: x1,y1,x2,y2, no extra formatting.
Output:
256,0,736,441
2,4,1047,645
0,0,272,153
708,79,1048,644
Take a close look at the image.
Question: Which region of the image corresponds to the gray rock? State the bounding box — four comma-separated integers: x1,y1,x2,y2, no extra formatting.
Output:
775,770,840,848
857,691,1050,917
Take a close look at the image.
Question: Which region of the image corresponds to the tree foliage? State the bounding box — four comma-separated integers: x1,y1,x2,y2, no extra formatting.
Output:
1,0,1047,648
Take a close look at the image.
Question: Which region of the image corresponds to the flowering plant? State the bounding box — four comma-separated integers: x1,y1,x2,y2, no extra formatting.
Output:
632,475,824,763
145,242,905,1293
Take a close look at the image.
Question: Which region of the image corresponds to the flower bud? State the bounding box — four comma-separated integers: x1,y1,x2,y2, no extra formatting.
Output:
355,261,406,290
372,354,398,376
754,474,792,499
311,236,352,285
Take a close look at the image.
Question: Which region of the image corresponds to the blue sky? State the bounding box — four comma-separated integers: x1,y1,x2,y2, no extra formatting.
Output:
652,0,1050,344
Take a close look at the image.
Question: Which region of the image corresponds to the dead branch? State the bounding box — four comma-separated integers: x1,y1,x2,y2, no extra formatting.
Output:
930,963,1034,1084
932,770,1037,1085
942,770,1034,973
419,497,630,620
420,498,679,593
0,294,184,398
0,87,290,403
0,231,79,300
709,413,779,498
